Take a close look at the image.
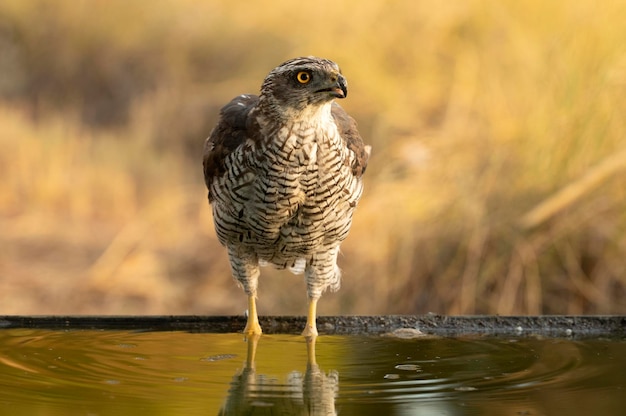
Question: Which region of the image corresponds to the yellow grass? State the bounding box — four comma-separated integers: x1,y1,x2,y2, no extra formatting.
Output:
0,0,625,315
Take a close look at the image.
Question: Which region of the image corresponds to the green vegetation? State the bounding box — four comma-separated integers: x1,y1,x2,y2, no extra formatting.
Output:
1,0,624,315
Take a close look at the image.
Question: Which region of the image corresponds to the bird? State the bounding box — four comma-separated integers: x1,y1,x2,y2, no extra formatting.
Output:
203,56,370,337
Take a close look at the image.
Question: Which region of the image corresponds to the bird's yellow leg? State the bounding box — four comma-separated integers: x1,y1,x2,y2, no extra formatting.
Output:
302,297,319,338
243,294,262,337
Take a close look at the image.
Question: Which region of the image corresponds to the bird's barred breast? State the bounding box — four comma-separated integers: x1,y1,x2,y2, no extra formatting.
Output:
211,122,362,266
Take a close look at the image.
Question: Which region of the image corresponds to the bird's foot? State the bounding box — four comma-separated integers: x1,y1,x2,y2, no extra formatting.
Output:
301,323,318,338
243,319,263,337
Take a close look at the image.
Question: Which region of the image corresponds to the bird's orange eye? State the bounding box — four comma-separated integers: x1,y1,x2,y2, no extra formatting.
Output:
296,71,311,84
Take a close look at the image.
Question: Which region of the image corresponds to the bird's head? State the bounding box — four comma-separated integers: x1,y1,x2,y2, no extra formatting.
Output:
259,57,348,115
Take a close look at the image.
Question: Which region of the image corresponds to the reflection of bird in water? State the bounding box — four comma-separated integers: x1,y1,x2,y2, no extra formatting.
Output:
203,57,370,337
218,335,338,415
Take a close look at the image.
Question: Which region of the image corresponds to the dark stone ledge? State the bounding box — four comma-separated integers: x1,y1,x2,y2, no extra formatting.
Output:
0,315,624,338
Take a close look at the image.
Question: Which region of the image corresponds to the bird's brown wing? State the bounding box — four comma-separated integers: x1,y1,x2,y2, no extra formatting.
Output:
203,94,260,200
331,102,370,178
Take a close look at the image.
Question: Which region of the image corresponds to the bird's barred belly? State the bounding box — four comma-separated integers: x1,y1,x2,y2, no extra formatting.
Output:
211,166,361,265
211,121,363,269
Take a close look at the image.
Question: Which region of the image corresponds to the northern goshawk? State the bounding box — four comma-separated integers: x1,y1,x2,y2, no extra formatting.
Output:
203,57,370,337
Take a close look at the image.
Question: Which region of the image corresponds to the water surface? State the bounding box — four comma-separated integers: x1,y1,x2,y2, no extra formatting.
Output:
0,329,624,415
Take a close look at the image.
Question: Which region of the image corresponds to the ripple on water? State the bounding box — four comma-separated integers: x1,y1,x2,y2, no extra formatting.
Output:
0,329,624,415
320,334,626,415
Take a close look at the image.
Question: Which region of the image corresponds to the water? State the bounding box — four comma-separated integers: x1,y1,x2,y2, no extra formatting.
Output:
0,329,624,415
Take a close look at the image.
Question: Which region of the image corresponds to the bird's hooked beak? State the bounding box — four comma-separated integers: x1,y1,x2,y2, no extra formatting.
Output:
317,73,348,99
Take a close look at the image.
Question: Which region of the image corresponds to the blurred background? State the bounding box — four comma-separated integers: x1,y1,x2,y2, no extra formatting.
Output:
1,0,625,316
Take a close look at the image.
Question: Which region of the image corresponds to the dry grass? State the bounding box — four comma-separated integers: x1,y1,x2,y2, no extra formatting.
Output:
0,0,625,315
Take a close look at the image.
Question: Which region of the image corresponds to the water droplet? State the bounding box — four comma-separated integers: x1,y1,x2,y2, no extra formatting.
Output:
117,343,137,349
201,353,237,362
395,364,421,371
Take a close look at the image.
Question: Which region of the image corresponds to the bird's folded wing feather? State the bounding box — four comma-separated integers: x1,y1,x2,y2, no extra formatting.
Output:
203,94,260,196
331,102,370,178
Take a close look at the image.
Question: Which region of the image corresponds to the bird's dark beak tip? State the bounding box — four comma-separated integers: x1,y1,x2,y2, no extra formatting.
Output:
317,76,348,99
339,77,348,98
331,87,347,99
333,78,348,98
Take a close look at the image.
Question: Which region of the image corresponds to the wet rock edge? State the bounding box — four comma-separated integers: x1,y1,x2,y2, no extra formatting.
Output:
0,315,624,339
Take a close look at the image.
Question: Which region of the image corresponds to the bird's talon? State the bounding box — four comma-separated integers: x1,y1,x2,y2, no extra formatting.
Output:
302,325,318,338
243,321,263,337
